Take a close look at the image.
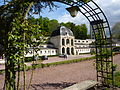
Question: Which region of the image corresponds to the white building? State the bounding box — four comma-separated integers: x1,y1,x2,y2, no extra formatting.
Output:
50,26,75,55
25,26,95,57
50,26,95,55
74,39,95,55
25,45,57,57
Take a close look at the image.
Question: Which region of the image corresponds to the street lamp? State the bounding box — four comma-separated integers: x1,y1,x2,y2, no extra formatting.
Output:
33,11,39,14
66,6,80,17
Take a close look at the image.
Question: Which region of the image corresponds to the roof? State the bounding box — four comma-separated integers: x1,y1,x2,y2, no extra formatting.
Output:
27,47,57,50
51,26,73,37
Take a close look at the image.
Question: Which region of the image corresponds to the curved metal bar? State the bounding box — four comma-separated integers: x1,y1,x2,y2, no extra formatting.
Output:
84,4,100,20
55,0,114,88
91,0,114,87
83,3,108,84
91,0,111,36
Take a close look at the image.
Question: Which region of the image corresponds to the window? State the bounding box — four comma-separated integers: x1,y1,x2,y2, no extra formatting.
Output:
66,39,69,44
71,39,73,46
29,51,32,54
52,51,54,53
62,39,65,45
62,47,65,54
40,51,42,54
67,47,70,55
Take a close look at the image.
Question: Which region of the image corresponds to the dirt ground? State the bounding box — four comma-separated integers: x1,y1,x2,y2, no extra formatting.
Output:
0,54,120,90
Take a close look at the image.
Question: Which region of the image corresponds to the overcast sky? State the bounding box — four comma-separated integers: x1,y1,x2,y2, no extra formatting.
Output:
39,0,120,29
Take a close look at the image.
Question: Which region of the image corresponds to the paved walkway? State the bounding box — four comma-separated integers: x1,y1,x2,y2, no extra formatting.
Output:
0,54,94,70
42,54,94,64
0,54,119,90
25,54,94,66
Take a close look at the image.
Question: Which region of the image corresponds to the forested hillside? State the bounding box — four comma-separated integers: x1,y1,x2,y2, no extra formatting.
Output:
28,17,90,39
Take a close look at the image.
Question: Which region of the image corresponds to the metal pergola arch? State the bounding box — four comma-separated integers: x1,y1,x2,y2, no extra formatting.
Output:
56,0,114,89
0,0,114,90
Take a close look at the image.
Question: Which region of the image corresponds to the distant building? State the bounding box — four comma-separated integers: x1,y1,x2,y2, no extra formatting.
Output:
25,45,57,57
74,39,95,55
25,26,95,57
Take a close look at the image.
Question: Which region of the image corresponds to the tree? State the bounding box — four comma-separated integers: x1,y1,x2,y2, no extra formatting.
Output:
112,22,120,41
60,22,88,39
49,19,60,33
80,24,87,39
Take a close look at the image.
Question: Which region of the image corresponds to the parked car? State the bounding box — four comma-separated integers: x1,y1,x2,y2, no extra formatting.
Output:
41,55,48,60
113,47,120,52
59,55,65,58
59,54,68,58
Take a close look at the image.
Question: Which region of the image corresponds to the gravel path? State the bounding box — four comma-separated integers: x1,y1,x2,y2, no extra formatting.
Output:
0,54,120,90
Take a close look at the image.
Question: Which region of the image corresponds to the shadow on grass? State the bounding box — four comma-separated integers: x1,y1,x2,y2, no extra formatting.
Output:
31,82,76,90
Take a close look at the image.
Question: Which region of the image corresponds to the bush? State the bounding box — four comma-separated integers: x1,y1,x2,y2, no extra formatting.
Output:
114,71,120,87
25,57,33,62
25,56,42,62
47,55,59,57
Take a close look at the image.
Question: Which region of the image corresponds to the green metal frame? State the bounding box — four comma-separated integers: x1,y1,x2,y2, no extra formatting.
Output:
57,0,114,88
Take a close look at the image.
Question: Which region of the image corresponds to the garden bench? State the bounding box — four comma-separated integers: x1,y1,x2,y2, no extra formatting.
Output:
63,80,98,90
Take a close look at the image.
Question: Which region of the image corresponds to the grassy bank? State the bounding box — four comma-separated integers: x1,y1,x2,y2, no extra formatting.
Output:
113,71,120,88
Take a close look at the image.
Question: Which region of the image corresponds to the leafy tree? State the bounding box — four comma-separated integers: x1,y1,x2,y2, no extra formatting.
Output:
49,19,60,33
61,22,88,39
80,24,87,39
112,22,120,41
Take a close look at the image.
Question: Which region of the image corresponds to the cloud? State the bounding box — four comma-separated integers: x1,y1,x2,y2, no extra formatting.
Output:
58,12,88,25
95,0,120,26
58,12,90,33
57,0,120,28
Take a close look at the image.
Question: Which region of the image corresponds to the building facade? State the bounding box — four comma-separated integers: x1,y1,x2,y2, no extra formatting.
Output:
25,26,95,57
50,26,95,55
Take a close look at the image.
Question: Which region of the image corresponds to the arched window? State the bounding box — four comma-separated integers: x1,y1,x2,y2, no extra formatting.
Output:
62,47,65,54
40,51,42,54
71,39,73,46
62,38,65,45
67,47,70,55
71,47,74,55
66,39,69,44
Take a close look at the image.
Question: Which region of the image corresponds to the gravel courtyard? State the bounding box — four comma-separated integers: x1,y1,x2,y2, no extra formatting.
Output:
0,54,120,90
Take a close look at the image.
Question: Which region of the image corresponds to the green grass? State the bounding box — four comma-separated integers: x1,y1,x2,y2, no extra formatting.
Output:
114,71,120,87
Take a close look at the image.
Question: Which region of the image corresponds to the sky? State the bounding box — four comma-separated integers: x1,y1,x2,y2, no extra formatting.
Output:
38,0,120,30
0,0,120,29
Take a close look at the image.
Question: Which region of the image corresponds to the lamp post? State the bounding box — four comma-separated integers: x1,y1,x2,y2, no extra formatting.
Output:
66,6,80,17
